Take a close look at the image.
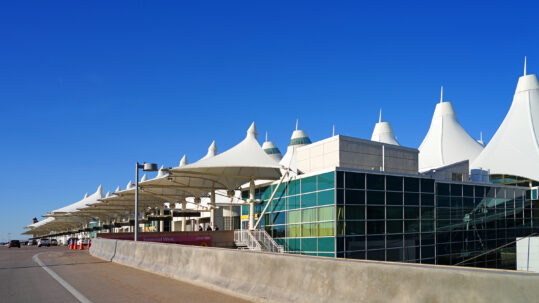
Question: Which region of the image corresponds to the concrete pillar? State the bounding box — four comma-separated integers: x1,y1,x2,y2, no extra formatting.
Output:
249,178,255,230
210,184,216,229
159,206,165,232
182,200,187,231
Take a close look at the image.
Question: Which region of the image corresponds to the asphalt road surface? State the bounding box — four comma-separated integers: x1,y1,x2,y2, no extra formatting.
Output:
0,245,252,303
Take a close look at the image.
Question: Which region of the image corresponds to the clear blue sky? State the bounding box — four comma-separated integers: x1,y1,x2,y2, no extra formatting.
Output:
1,1,538,240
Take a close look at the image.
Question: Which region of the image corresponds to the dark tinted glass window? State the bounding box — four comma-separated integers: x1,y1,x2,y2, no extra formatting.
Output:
404,207,420,219
386,191,403,205
345,190,365,204
336,171,344,188
346,221,365,235
421,179,435,193
386,206,403,219
367,206,385,220
367,191,385,205
367,236,385,250
367,174,385,190
386,176,403,191
366,249,385,261
404,193,419,205
345,236,365,251
387,221,403,233
451,184,462,196
437,183,450,196
404,177,419,192
386,235,403,248
346,206,365,220
345,172,364,189
475,186,485,198
367,221,385,234
421,193,434,206
463,185,474,197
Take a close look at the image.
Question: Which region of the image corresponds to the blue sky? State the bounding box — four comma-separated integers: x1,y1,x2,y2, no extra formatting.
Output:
1,1,538,239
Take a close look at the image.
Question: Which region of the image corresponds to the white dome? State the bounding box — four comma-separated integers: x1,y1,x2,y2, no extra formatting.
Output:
280,124,312,170
262,132,282,161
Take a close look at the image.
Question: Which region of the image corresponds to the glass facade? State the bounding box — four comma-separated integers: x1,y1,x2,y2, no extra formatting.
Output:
241,169,537,269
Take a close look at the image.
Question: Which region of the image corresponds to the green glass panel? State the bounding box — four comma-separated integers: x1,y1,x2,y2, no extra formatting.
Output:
318,237,335,252
287,180,299,196
318,189,335,205
241,205,249,216
288,195,300,210
288,210,301,224
318,206,335,221
302,223,318,237
319,222,335,236
301,176,317,193
288,238,300,251
302,193,317,208
318,252,335,257
261,186,272,200
273,197,285,212
318,172,335,191
301,238,317,251
288,224,301,237
302,208,317,222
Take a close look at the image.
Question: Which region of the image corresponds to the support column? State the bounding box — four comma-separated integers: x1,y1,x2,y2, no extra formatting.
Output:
159,206,165,232
249,177,255,230
182,200,187,231
210,183,216,230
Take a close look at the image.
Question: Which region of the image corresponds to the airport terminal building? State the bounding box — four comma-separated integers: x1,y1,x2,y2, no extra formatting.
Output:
25,61,539,270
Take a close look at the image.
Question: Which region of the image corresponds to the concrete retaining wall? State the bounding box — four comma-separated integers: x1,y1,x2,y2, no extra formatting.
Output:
91,238,539,303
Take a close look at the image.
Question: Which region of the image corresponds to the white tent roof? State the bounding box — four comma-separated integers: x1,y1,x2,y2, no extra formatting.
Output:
418,87,483,172
172,122,281,189
46,185,104,215
371,109,399,145
472,60,539,181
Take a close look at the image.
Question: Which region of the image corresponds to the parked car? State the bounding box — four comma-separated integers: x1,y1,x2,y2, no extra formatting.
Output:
50,239,58,246
38,239,50,247
27,240,37,246
8,240,20,248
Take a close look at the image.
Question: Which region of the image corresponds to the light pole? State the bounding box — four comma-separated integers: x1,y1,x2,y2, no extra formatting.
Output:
135,162,158,241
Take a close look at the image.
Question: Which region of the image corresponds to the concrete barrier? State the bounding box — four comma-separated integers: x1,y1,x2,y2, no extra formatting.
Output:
90,238,539,303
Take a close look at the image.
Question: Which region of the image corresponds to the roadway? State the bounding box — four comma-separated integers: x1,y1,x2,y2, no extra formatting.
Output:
0,245,252,303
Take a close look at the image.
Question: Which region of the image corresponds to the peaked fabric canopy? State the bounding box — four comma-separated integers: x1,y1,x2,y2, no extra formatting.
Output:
472,70,539,181
46,185,104,216
172,122,282,189
418,90,483,172
371,110,399,145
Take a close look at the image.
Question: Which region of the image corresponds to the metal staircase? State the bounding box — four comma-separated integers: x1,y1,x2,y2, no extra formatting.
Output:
234,229,284,253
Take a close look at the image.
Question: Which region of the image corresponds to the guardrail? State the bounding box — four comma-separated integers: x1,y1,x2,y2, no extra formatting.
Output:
234,229,283,253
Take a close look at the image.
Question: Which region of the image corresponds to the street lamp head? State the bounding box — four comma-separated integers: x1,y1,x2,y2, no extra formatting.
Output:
142,163,158,172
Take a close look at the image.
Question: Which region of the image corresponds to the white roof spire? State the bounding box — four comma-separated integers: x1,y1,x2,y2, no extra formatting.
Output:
262,131,282,161
440,85,444,103
332,124,335,136
296,119,298,130
114,186,121,193
84,192,89,198
265,131,268,142
247,122,258,139
140,174,148,182
201,141,218,160
179,154,188,167
524,56,527,76
379,108,382,123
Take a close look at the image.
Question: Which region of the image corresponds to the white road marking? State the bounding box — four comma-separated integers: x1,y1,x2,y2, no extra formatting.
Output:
33,253,92,303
